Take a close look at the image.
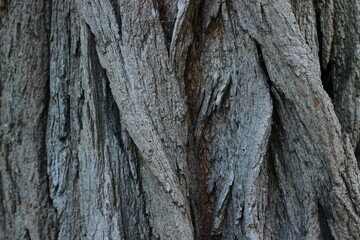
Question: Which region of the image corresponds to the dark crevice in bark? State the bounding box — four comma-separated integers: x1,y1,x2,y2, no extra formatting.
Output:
267,137,281,206
88,32,105,147
109,0,122,42
183,1,215,239
265,142,282,235
315,6,334,99
320,59,335,100
89,30,121,155
0,0,7,17
268,105,293,239
255,41,269,80
355,142,360,170
24,228,31,240
74,37,81,58
77,90,85,132
151,0,175,52
0,0,7,9
288,0,296,13
65,12,72,58
189,201,198,238
88,28,122,147
88,31,153,239
317,202,334,240
184,0,202,120
254,39,275,99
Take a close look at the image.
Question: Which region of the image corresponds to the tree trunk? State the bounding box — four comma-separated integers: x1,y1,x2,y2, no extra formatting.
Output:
1,0,359,239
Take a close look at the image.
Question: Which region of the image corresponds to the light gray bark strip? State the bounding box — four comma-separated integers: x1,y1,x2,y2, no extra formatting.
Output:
76,0,194,238
46,2,82,238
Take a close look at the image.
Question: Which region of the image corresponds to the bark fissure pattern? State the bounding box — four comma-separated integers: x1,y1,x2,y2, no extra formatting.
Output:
1,0,360,239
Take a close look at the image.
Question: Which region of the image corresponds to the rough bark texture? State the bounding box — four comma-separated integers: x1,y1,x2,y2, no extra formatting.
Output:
1,0,360,239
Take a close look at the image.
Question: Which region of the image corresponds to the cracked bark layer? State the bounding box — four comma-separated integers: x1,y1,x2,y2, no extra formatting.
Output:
1,0,360,239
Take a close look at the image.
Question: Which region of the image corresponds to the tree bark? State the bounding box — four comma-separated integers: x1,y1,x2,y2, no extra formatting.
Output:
1,0,359,239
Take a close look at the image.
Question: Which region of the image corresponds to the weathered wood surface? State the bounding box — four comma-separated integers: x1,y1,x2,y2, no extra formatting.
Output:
1,0,359,239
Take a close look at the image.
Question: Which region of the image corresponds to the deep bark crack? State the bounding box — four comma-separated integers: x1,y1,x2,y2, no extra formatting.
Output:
315,4,334,99
109,0,122,42
317,202,334,240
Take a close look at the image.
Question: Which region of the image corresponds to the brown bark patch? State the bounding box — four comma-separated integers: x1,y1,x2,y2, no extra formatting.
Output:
313,97,320,108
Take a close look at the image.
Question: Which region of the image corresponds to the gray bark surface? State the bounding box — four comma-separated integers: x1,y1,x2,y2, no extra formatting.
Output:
1,0,360,239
